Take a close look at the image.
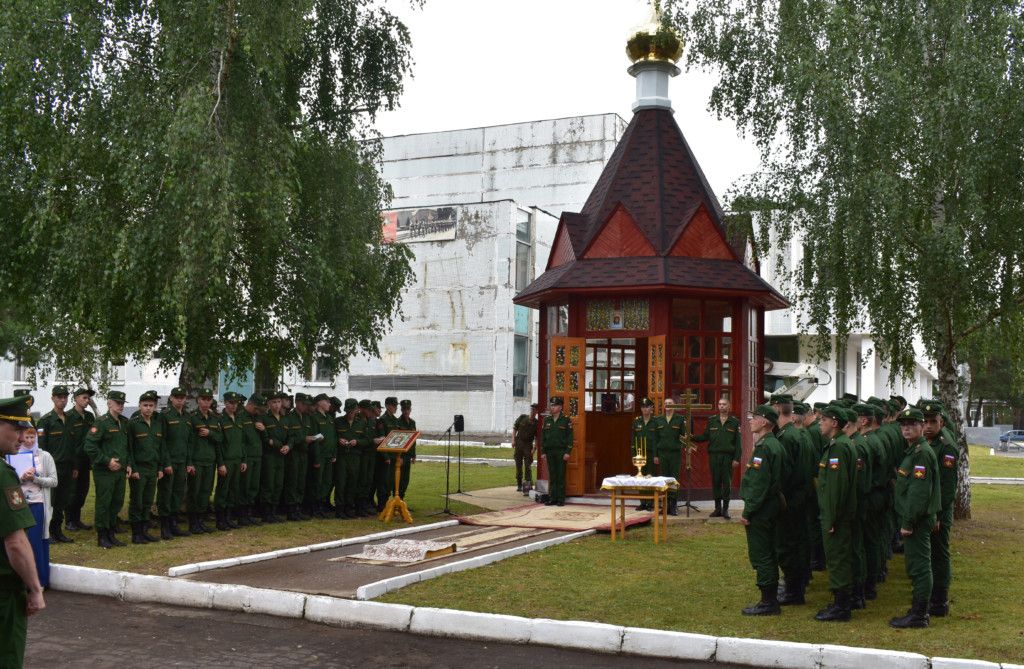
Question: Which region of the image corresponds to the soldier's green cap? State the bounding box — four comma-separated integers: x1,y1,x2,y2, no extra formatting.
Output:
107,390,127,403
549,396,564,406
897,407,924,422
197,388,214,399
247,393,267,406
793,403,808,415
769,393,793,405
266,391,285,401
866,396,885,407
297,393,314,404
371,400,382,409
812,401,828,410
639,397,655,408
73,387,96,398
13,389,31,398
400,399,412,409
385,396,398,406
344,398,359,411
358,399,373,409
890,395,907,409
0,396,34,428
139,390,159,403
329,396,342,410
52,385,70,397
842,407,859,422
820,405,847,425
223,391,245,402
169,386,187,397
753,404,778,423
842,392,858,403
313,393,330,403
852,403,874,417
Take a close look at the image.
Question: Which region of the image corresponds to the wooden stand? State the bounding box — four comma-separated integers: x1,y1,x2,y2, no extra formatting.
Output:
607,487,669,543
378,453,413,525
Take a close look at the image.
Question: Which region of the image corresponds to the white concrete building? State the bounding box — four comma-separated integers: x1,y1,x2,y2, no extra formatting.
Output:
760,225,938,404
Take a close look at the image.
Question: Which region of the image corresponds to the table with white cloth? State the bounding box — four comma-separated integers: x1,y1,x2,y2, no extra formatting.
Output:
600,475,679,543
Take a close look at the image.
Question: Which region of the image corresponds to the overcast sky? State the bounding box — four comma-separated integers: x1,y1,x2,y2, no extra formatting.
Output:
374,0,763,198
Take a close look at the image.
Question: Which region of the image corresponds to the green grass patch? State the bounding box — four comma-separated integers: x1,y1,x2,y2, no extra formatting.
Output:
416,444,514,459
382,484,1024,663
968,444,1024,478
51,462,510,576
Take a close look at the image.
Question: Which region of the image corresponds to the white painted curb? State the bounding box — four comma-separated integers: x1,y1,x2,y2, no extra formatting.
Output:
48,563,1015,669
354,529,595,600
166,520,460,576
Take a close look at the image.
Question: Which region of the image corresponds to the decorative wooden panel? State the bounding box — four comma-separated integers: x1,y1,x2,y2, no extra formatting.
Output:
549,337,587,496
548,226,576,268
583,206,657,259
668,205,735,260
648,335,666,416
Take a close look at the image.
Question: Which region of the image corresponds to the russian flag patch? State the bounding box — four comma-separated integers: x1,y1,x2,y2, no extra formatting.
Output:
913,464,926,479
943,454,955,468
828,457,839,470
752,456,763,469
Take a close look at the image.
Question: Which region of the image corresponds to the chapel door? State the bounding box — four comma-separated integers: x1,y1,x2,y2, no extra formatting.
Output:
549,337,586,496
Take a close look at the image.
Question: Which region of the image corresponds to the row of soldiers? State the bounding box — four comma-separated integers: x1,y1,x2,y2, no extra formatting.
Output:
30,385,416,548
740,392,960,628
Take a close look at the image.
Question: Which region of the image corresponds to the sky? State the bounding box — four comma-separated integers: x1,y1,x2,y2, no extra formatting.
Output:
374,0,763,198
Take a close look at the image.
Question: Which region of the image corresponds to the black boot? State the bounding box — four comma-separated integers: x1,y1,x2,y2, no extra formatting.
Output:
107,528,126,548
721,500,731,520
710,499,722,517
78,509,94,531
170,514,191,537
248,505,263,525
297,504,311,520
778,577,806,606
131,521,147,545
188,513,203,534
929,588,950,617
227,509,239,528
50,520,74,544
160,517,174,540
815,589,852,622
667,499,678,516
97,528,114,549
196,512,211,533
864,575,878,601
851,583,866,610
65,509,82,532
742,584,781,616
215,509,229,531
286,504,302,521
516,481,523,492
140,521,158,543
890,599,930,628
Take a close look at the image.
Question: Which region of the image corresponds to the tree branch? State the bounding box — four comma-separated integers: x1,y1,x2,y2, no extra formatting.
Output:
954,291,1024,344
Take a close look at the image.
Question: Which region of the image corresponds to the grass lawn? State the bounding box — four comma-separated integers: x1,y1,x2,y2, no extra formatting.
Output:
416,444,513,459
968,444,1024,478
51,462,510,576
382,484,1024,663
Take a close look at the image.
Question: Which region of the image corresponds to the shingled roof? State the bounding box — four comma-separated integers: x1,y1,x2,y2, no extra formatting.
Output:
515,107,787,310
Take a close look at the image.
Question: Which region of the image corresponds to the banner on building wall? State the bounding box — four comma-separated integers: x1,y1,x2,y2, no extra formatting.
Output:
586,299,650,331
382,207,459,244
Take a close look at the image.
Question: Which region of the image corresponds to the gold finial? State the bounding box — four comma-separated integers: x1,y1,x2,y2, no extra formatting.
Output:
626,1,683,64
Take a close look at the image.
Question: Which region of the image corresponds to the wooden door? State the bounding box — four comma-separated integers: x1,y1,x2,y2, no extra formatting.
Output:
648,335,667,415
549,337,586,496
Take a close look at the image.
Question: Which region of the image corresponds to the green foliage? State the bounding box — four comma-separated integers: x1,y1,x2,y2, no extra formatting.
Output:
0,0,416,387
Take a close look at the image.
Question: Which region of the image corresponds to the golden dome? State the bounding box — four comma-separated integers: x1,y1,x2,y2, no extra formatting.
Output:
626,4,683,64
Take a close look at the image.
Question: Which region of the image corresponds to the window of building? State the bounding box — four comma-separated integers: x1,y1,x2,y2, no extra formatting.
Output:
515,213,532,291
102,360,126,386
255,355,280,398
855,351,863,399
584,338,637,412
12,358,28,383
546,304,569,336
836,338,848,399
765,335,799,364
313,356,335,384
747,307,758,413
671,299,736,406
513,335,529,398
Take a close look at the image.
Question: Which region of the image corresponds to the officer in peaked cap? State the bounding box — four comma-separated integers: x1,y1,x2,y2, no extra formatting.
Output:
541,397,573,507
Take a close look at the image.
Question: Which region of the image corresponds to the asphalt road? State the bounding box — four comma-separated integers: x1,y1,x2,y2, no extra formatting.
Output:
26,591,737,668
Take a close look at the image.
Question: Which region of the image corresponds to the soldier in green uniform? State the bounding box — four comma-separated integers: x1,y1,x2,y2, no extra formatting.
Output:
65,387,96,533
692,398,742,518
334,399,368,518
378,397,401,503
889,407,942,628
259,392,290,523
126,391,167,544
158,387,191,538
369,400,389,511
540,397,573,506
814,405,858,621
84,391,132,549
856,403,890,601
238,394,266,526
283,393,315,521
356,399,380,515
398,400,417,502
0,395,46,668
769,394,810,606
186,388,222,534
846,405,874,610
512,404,539,493
653,400,686,515
36,385,75,543
739,404,785,616
920,400,959,617
305,394,336,518
215,392,249,530
630,398,661,510
805,401,828,571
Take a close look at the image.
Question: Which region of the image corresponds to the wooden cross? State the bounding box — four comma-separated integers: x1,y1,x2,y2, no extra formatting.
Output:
673,391,712,517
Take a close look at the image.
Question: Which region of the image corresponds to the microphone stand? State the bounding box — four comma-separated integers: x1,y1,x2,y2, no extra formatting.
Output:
455,430,465,494
429,421,458,516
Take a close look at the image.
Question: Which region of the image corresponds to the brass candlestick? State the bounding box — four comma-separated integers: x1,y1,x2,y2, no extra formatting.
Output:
632,436,648,477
